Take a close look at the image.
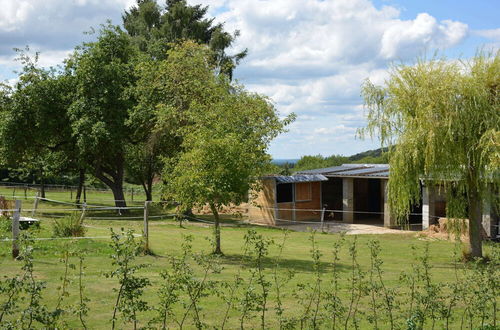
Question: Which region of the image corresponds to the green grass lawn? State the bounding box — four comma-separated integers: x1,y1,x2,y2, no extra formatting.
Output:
0,203,498,329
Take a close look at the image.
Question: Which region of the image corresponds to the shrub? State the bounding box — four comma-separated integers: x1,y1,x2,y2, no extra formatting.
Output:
53,213,85,237
0,215,10,238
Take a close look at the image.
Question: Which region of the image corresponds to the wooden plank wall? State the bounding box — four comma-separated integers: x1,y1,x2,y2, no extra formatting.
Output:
248,178,277,225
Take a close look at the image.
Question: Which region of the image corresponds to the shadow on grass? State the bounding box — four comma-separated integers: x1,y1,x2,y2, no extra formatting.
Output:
220,253,348,273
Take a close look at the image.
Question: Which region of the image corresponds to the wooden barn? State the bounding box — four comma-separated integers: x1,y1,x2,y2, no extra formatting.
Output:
248,164,499,238
248,174,328,225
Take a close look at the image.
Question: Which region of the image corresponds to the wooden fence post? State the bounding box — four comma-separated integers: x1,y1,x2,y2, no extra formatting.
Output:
80,202,87,221
83,186,87,203
143,201,151,251
24,185,27,199
70,188,73,201
31,192,40,217
12,200,21,259
131,189,134,202
12,187,15,198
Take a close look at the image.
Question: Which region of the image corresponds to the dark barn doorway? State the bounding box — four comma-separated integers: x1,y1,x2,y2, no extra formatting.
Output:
354,178,382,224
321,178,343,221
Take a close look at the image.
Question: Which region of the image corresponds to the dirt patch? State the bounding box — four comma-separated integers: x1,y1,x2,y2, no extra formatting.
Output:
274,221,412,235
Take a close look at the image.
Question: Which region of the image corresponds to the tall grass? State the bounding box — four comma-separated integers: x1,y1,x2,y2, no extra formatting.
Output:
0,229,498,329
52,213,85,237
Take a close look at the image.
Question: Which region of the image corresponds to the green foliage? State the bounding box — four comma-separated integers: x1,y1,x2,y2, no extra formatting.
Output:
292,148,389,173
0,49,77,187
52,213,85,238
106,229,150,329
0,215,10,238
361,51,500,257
0,228,499,328
293,154,347,172
123,0,246,78
156,42,293,253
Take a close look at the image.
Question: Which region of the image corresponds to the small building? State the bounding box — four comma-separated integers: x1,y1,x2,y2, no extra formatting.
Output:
249,164,499,238
248,174,328,225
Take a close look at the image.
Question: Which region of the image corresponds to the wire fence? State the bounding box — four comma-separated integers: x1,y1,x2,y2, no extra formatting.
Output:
3,194,489,244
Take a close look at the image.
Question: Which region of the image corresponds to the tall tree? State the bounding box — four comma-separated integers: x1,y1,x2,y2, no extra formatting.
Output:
123,0,246,78
159,42,293,254
68,25,137,208
123,0,247,200
361,52,500,258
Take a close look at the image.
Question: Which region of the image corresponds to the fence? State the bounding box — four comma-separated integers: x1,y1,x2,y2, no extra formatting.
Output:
2,196,180,258
0,181,158,203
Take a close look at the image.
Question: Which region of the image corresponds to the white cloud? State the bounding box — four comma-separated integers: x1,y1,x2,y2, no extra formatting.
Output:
314,125,357,135
380,14,468,59
474,28,500,41
0,0,135,57
0,0,34,32
197,0,470,157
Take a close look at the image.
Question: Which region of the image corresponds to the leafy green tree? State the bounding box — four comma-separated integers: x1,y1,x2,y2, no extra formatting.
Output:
123,0,246,78
0,50,78,198
68,25,137,207
159,42,292,254
293,154,347,172
362,52,500,258
123,0,246,199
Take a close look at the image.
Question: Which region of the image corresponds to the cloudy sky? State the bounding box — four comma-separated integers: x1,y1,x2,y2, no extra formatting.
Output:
1,0,499,159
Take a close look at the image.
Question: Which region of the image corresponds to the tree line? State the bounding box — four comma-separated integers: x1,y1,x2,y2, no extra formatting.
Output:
0,0,291,215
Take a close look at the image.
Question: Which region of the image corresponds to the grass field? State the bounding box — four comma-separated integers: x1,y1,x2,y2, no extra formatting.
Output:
0,194,498,329
0,184,159,206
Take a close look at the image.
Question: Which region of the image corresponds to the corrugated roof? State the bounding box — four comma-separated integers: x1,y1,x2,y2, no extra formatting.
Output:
273,174,328,183
297,164,390,178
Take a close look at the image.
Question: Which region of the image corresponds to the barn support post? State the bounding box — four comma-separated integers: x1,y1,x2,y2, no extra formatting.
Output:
143,201,151,252
12,200,21,259
320,207,326,232
31,192,40,217
482,188,492,238
422,184,436,230
382,179,397,228
342,178,354,223
273,180,279,224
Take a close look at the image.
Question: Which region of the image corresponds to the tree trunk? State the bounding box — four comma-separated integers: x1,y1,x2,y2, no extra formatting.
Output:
467,187,483,258
209,203,222,255
108,181,127,209
40,173,46,199
146,178,153,202
94,166,127,209
75,169,85,204
141,177,153,202
467,171,483,258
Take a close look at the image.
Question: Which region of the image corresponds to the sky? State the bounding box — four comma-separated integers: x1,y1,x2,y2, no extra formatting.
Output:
0,0,498,159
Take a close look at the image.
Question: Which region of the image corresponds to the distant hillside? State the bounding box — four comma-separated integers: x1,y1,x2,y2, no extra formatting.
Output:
288,147,390,173
347,147,388,162
272,159,299,165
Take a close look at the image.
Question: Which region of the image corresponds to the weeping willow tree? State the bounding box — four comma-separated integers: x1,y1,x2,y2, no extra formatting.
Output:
361,51,499,258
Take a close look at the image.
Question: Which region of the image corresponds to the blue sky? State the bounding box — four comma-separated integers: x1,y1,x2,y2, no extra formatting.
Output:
0,0,498,159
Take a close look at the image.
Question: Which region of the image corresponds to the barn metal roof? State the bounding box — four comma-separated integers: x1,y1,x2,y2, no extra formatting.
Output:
297,164,390,178
273,174,328,184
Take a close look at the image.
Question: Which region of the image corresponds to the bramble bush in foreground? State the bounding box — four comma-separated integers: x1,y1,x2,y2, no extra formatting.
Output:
0,229,498,329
